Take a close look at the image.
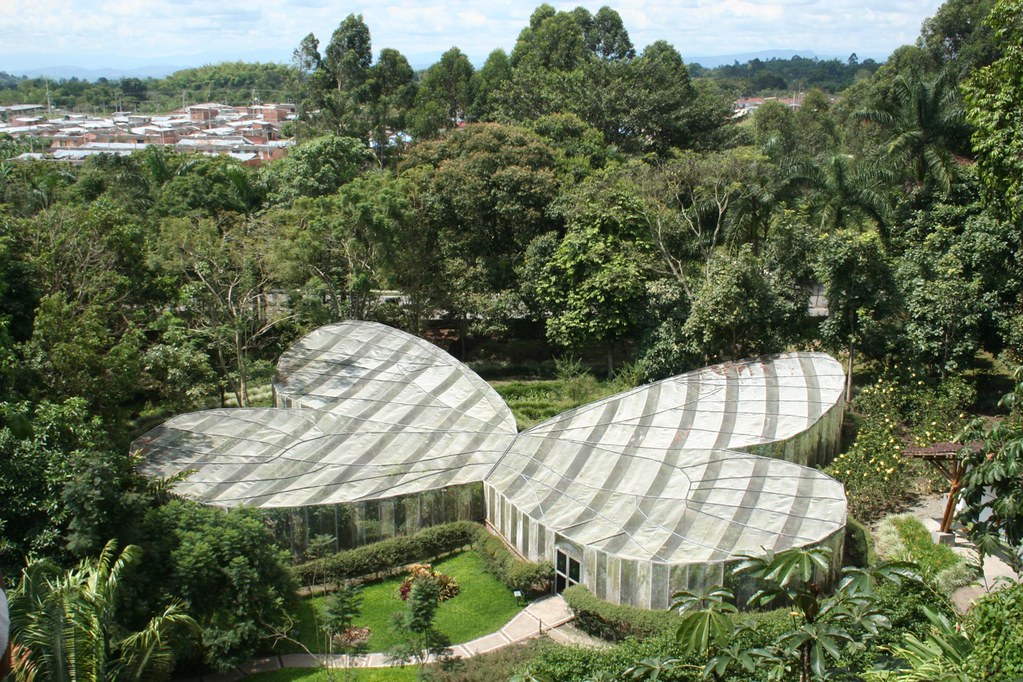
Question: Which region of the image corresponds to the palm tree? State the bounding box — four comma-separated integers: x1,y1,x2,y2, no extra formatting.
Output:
790,154,894,239
7,541,195,682
858,67,968,197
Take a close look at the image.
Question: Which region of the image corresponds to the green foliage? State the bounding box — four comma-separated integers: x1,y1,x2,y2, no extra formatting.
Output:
963,0,1023,220
843,517,876,568
967,580,1023,678
958,367,1023,572
720,546,924,682
563,584,678,640
0,399,151,569
410,47,474,139
682,245,804,363
672,586,738,663
857,67,968,198
139,500,296,671
919,0,999,71
826,367,973,522
292,521,480,587
475,532,553,596
875,515,977,592
389,572,446,671
7,540,196,682
532,173,652,373
491,377,617,429
523,633,701,682
264,135,371,205
864,605,973,681
809,228,892,347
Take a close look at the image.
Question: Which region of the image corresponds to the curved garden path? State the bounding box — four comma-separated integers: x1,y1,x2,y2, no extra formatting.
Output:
178,594,576,681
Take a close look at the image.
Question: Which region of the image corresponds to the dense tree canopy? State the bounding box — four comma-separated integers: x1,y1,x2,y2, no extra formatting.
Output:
2,1,1023,679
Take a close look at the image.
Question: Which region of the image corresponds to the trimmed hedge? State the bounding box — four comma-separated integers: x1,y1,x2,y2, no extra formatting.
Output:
563,584,793,643
292,521,479,586
476,531,553,596
563,585,676,640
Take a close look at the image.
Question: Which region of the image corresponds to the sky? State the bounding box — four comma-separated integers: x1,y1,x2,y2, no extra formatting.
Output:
0,0,946,73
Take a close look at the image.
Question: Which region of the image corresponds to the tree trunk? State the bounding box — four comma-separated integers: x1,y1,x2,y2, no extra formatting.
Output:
235,327,248,407
846,342,854,404
606,343,614,379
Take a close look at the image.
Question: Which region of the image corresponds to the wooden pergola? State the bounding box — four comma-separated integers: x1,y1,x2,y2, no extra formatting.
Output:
903,441,983,533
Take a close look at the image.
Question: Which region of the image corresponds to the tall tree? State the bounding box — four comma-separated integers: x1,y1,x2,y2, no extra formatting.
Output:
314,14,374,135
139,502,295,672
683,246,803,363
410,47,474,139
963,0,1023,220
530,175,651,375
365,48,416,164
323,14,372,95
292,32,321,74
816,229,901,400
790,153,893,236
263,135,370,205
632,148,769,299
468,49,512,121
919,0,999,71
153,216,286,407
511,5,587,71
858,67,968,198
591,7,635,61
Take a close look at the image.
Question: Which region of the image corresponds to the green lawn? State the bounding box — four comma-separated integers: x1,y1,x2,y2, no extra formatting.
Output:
247,668,418,682
281,551,522,654
493,378,617,429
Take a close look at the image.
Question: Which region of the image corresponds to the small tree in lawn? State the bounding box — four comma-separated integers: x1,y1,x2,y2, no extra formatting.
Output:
389,565,457,678
321,582,369,682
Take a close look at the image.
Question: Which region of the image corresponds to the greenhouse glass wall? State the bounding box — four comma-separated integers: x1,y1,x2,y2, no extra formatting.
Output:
135,321,847,609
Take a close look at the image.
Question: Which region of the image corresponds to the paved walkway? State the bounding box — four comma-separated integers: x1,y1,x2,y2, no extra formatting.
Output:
179,594,575,681
904,493,1019,612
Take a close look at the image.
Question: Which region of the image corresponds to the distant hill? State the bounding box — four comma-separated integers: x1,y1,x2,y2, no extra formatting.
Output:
683,49,855,68
11,65,187,80
4,48,878,82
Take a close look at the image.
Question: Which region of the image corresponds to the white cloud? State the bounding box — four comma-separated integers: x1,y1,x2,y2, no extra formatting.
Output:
0,0,946,71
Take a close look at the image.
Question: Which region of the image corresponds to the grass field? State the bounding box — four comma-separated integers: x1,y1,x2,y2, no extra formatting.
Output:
281,552,522,654
247,668,418,681
492,376,620,429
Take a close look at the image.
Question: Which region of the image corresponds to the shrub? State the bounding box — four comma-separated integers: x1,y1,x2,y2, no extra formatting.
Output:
826,368,972,522
292,521,479,587
139,500,295,672
475,531,553,596
875,514,977,592
398,563,459,602
968,580,1023,679
562,584,791,644
844,516,875,567
563,584,676,640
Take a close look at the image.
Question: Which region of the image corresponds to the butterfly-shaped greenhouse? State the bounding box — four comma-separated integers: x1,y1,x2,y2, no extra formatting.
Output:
135,321,848,609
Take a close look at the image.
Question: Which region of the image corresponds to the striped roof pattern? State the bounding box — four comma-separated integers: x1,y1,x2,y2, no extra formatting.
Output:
135,322,847,563
135,321,517,507
487,354,847,563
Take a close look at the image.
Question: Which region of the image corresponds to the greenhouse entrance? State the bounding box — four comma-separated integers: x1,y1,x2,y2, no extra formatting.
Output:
555,549,580,593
